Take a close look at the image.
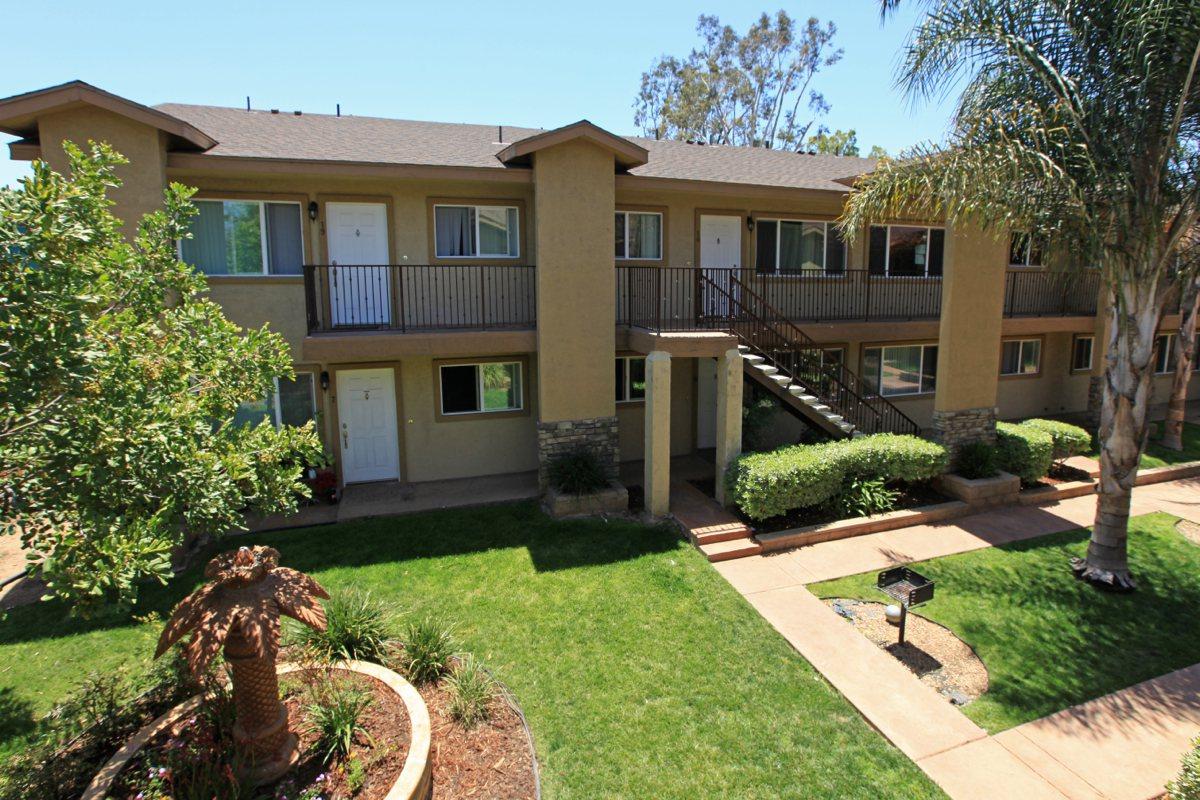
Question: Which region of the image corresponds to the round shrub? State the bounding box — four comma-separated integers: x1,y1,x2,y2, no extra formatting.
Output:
955,441,999,479
725,442,844,521
996,421,1054,484
1168,736,1200,800
1018,418,1091,461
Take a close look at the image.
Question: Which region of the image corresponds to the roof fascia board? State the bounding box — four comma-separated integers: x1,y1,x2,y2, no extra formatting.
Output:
166,153,533,183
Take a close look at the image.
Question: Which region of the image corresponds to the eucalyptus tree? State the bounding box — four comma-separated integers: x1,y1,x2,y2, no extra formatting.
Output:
841,0,1200,589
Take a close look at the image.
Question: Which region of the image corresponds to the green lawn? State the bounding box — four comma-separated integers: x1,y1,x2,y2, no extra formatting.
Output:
812,513,1200,733
0,502,942,799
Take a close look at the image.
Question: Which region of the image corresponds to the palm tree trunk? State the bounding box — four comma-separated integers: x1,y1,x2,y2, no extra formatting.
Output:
1163,276,1199,450
1072,282,1164,591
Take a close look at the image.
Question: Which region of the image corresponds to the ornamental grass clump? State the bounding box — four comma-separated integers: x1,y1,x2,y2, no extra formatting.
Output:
305,681,373,764
397,617,457,686
446,655,499,729
291,589,396,664
955,441,1000,480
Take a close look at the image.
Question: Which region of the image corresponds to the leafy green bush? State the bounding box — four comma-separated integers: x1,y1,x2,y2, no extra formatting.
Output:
291,589,396,663
725,434,948,521
445,655,498,729
956,441,999,479
838,433,950,483
996,421,1054,484
305,681,372,763
827,478,899,519
546,449,608,495
724,442,845,520
1019,418,1091,462
397,617,457,685
1168,736,1200,800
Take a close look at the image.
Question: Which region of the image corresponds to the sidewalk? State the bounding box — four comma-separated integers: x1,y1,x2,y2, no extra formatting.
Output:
716,476,1200,800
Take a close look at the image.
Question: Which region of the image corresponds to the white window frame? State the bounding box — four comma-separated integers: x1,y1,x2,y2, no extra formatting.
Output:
1008,232,1044,269
1071,335,1094,372
871,224,945,278
614,211,663,261
1154,333,1177,374
616,356,647,403
863,343,938,397
433,204,521,259
438,361,524,415
180,198,306,276
236,373,317,429
758,219,844,276
1000,338,1042,376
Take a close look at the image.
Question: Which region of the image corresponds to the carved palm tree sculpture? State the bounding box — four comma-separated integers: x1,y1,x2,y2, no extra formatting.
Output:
155,545,329,784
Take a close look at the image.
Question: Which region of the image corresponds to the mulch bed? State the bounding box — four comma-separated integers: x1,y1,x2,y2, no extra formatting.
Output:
689,478,953,534
826,598,989,706
1029,462,1095,488
423,683,537,800
108,665,538,800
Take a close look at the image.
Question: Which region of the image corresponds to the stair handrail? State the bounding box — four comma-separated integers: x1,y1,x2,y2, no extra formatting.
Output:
706,274,920,436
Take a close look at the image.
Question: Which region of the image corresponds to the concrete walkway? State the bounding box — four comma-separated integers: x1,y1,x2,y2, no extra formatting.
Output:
716,476,1200,800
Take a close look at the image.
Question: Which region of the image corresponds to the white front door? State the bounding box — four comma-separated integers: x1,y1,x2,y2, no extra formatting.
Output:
327,202,391,327
696,357,718,449
700,214,742,316
336,368,400,484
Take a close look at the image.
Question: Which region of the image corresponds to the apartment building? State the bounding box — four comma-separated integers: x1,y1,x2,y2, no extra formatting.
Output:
2,81,1195,515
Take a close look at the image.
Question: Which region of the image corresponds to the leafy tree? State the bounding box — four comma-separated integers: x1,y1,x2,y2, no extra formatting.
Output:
0,142,321,611
867,145,889,159
841,0,1200,589
807,129,859,156
634,11,842,150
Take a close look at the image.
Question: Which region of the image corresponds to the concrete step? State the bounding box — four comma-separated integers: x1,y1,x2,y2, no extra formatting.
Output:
770,373,792,385
699,537,764,562
743,354,766,365
691,521,754,545
753,363,779,375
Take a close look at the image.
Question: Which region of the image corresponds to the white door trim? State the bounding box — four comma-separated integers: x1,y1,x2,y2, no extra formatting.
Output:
336,367,400,484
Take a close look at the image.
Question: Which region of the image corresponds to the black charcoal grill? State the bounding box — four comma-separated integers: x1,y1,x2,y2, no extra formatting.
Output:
876,567,935,644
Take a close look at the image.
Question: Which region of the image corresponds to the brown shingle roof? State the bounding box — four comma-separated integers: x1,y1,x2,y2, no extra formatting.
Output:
155,103,874,192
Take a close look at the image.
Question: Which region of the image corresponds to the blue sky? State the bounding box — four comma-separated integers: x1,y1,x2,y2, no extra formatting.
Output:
0,1,956,188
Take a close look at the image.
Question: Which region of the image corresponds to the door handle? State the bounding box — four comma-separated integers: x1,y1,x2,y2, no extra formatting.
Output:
342,423,349,449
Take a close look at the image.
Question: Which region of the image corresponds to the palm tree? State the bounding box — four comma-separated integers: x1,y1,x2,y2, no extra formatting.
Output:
842,0,1200,589
155,545,329,784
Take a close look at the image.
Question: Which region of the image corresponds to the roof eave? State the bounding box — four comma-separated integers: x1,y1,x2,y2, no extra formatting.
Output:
498,120,648,169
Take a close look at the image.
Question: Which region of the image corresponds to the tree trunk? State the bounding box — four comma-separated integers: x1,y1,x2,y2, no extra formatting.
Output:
1072,281,1165,591
1162,276,1199,451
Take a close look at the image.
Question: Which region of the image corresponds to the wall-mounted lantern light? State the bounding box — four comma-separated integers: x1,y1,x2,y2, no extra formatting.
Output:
746,216,755,232
320,370,330,391
308,201,319,221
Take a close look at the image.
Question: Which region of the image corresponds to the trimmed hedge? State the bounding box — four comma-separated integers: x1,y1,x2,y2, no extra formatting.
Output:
725,434,948,521
996,421,1054,484
1018,418,1090,461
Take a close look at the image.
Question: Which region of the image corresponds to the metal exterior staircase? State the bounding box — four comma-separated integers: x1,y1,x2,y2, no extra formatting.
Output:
700,275,921,439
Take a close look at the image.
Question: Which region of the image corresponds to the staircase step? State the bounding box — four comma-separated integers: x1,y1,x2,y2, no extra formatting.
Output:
743,354,765,365
770,374,792,385
691,521,754,545
808,403,832,413
753,363,779,375
699,538,764,562
788,388,818,401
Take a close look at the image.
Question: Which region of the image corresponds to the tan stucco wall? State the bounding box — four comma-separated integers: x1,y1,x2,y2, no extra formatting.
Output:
533,140,616,422
934,224,1009,411
616,357,696,460
206,278,309,353
38,106,167,234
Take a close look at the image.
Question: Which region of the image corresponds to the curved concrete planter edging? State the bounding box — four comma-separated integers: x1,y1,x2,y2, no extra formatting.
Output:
82,660,432,800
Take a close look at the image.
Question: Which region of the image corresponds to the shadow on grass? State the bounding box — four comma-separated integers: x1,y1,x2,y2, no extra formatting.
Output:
0,501,683,648
0,686,36,745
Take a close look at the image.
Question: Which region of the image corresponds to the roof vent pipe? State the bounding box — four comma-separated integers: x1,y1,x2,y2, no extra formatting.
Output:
245,96,250,111
270,109,279,114
336,103,341,117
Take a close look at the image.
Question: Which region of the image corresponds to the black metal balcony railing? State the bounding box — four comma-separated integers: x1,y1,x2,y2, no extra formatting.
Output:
303,264,536,333
615,266,1100,330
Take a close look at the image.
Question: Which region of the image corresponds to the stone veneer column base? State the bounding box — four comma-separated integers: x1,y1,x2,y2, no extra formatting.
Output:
931,407,997,462
1086,376,1104,429
536,416,619,490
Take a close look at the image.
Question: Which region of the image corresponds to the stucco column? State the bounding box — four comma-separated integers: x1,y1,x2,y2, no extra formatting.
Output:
531,139,619,487
714,349,743,506
644,351,672,517
932,224,1008,457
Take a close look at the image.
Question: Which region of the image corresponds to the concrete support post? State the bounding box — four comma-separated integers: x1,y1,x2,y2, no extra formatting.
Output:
714,348,743,506
644,351,672,517
931,224,1008,459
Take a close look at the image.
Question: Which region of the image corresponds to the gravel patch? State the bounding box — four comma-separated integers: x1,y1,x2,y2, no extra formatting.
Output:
825,598,989,706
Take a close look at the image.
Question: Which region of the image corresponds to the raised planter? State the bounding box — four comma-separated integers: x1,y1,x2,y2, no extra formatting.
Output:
83,660,433,800
543,482,628,518
1134,460,1200,486
1019,479,1096,505
935,471,1021,507
756,500,969,552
